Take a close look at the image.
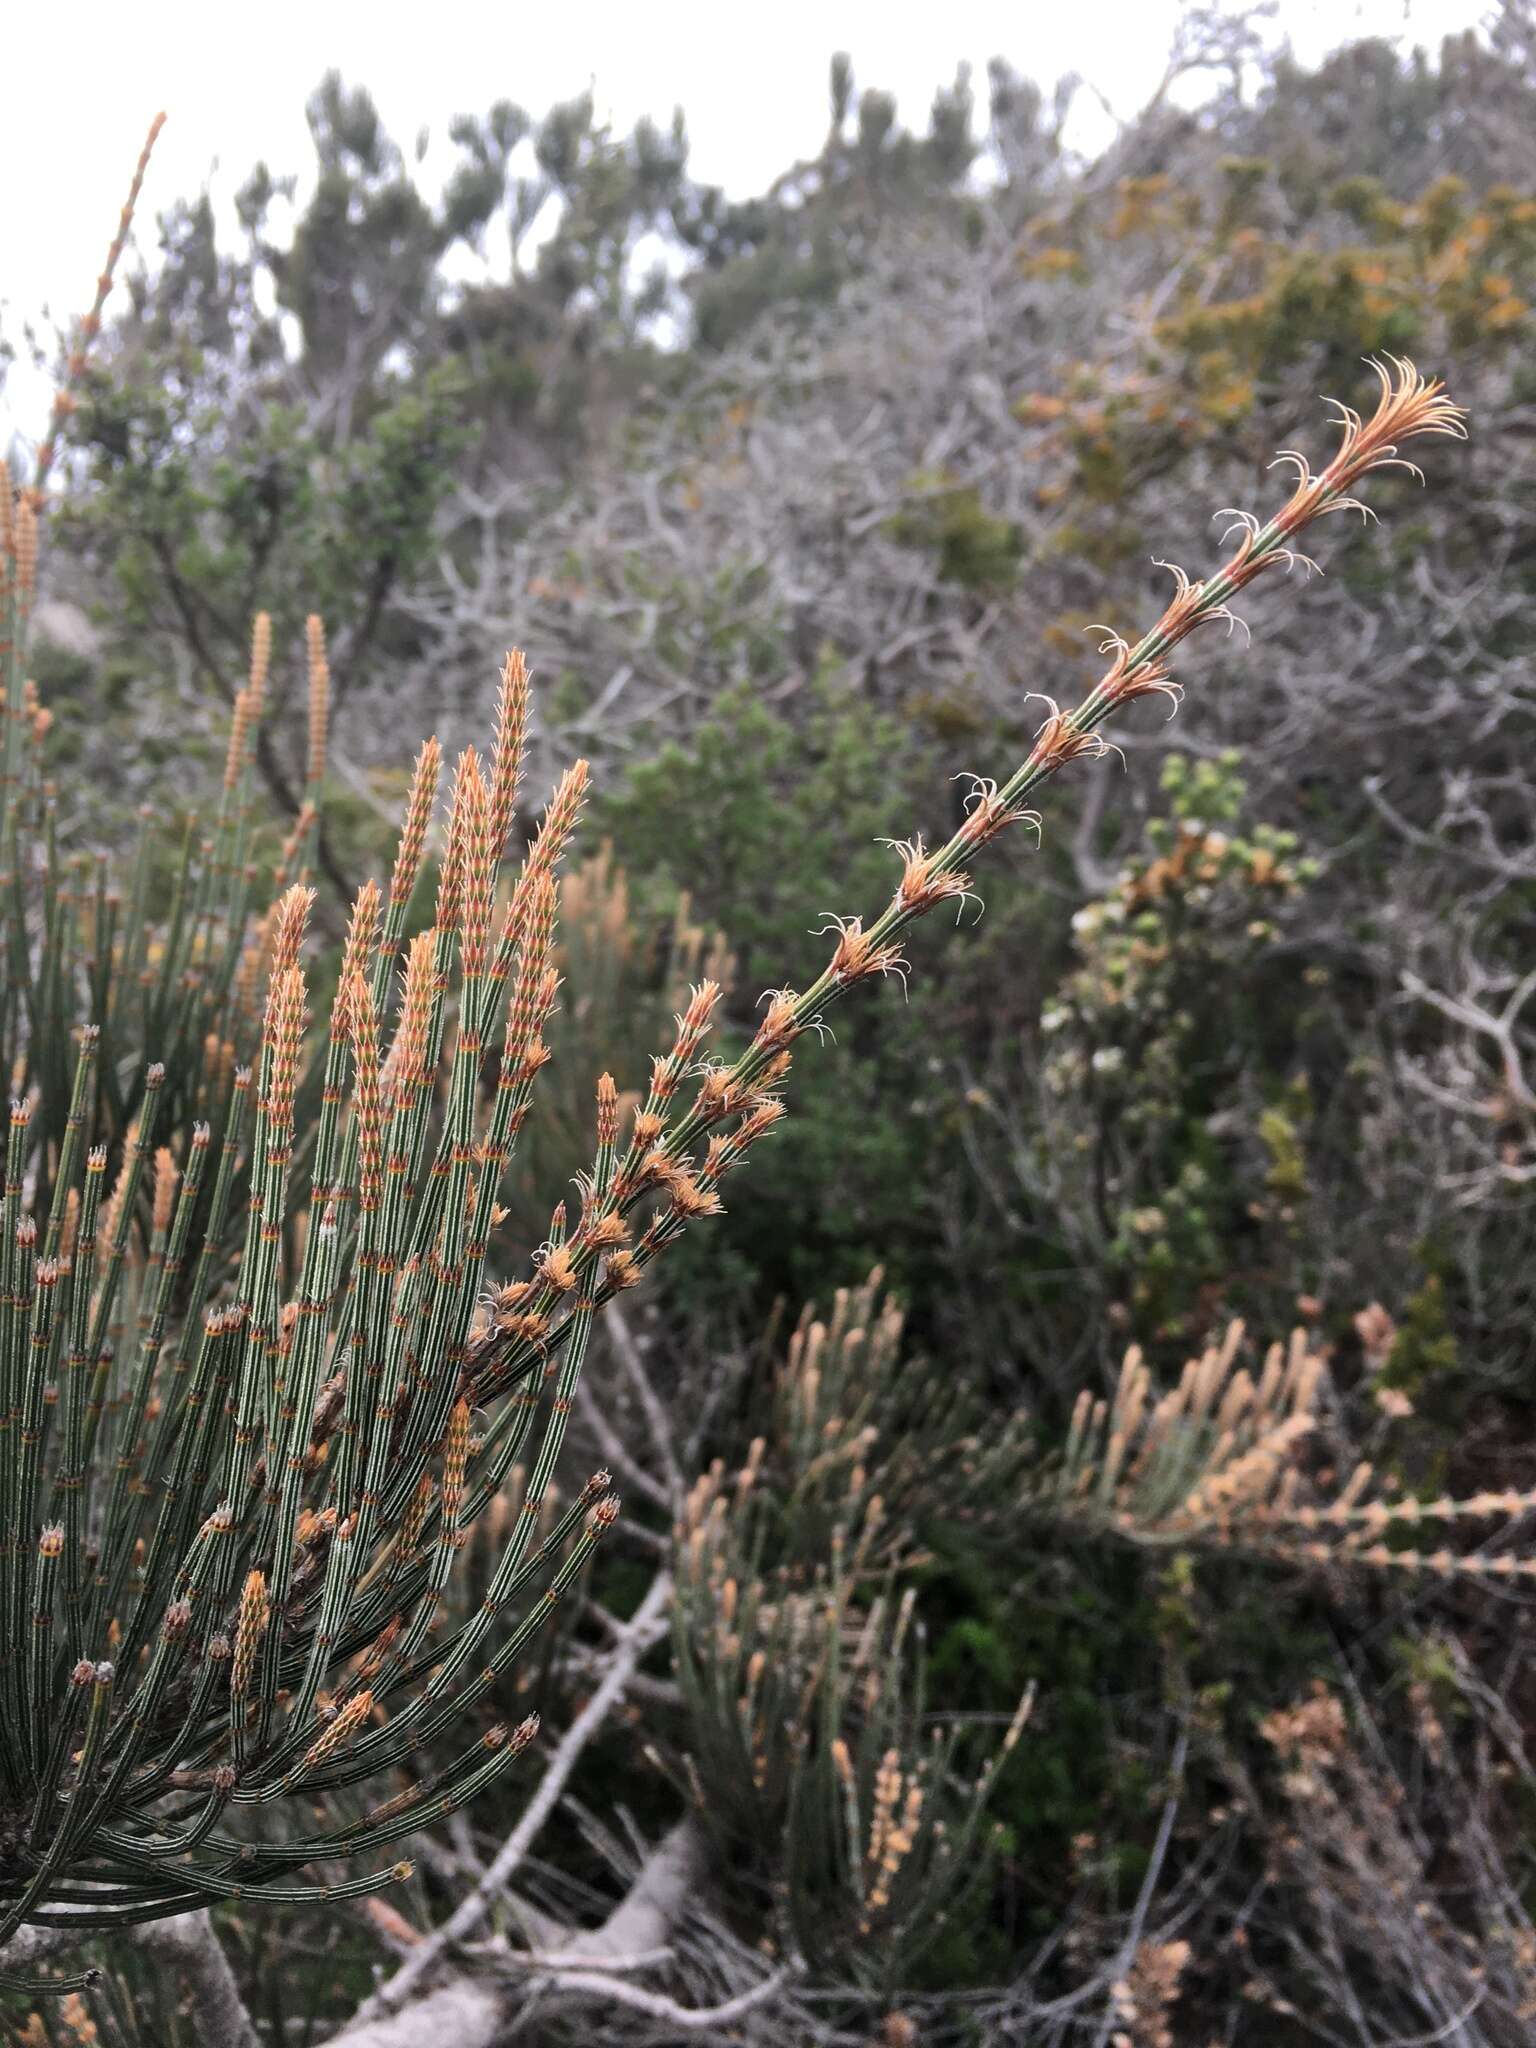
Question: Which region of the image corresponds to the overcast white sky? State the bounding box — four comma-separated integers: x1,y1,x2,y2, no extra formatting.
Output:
1,0,1489,445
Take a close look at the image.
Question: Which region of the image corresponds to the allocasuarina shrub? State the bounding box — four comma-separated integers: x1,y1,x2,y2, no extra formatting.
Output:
0,114,1466,1986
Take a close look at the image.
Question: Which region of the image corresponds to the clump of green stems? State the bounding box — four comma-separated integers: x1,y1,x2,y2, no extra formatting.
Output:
0,124,1468,1989
671,1275,1035,1984
1042,1322,1536,1577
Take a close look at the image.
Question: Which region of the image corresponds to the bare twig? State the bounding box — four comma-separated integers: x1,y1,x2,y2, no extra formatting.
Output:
138,1912,262,2048
0,1917,97,1973
604,1302,686,1507
573,1376,673,1521
1401,964,1536,1117
1091,1732,1188,2048
548,1817,704,1963
326,1980,507,2048
344,1570,673,2030
517,1962,790,2031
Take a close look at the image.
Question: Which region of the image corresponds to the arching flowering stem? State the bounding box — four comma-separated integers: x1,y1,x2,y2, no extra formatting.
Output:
461,360,1466,1407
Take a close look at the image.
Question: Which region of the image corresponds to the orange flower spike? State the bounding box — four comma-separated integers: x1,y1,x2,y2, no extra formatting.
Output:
297,1689,374,1774
392,929,440,1098
490,650,531,860
268,884,315,981
442,1398,472,1525
333,881,382,1042
305,614,330,791
500,873,558,1081
223,690,254,793
231,1569,270,1698
435,749,478,937
391,737,442,912
265,968,308,1134
525,759,590,884
151,1148,178,1235
247,611,272,717
14,497,38,613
